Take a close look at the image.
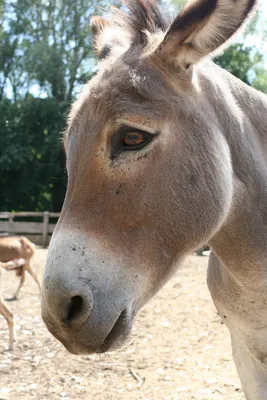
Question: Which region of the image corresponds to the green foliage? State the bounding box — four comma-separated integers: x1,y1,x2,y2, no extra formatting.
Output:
252,67,267,94
0,97,68,211
215,44,266,90
0,0,103,211
0,0,101,102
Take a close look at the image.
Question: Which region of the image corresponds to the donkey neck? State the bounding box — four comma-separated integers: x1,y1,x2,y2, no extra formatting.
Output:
199,61,267,272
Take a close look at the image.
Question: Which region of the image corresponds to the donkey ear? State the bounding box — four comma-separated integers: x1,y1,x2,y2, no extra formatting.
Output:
155,0,258,67
90,16,129,60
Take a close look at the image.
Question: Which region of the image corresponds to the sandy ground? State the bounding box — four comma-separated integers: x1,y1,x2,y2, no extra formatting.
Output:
0,250,244,400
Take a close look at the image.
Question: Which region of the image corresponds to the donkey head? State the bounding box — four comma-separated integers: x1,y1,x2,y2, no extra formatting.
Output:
41,0,257,354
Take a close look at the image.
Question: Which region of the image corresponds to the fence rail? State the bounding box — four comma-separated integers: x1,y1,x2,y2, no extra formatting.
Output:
0,211,60,248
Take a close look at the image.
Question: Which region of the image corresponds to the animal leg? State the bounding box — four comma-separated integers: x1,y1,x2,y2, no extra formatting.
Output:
13,267,26,299
231,335,267,400
25,263,41,293
0,295,15,350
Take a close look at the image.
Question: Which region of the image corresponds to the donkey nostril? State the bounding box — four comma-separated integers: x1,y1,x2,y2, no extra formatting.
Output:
66,295,84,323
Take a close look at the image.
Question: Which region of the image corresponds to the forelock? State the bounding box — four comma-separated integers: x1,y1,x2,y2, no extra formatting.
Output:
113,0,172,45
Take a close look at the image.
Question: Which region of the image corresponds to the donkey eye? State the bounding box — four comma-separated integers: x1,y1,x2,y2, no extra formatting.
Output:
110,127,154,160
122,131,151,150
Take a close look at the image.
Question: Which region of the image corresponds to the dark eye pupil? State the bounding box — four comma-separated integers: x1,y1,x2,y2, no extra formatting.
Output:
123,132,146,146
128,134,141,143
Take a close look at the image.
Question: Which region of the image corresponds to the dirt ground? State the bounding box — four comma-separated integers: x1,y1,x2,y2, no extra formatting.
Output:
0,250,244,400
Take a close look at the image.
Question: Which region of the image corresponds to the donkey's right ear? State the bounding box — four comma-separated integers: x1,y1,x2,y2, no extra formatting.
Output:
90,16,129,60
154,0,258,68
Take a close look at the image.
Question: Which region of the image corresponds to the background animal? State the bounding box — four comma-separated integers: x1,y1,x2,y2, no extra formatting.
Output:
0,258,25,350
0,236,41,299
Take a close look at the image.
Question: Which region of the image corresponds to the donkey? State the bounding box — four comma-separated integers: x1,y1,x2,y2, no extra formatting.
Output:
0,236,41,299
41,0,267,398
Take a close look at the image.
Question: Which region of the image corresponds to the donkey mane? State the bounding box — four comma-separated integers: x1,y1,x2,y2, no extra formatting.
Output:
113,0,171,44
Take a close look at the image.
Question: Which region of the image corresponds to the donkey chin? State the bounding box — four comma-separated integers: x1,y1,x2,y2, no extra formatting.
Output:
43,307,133,355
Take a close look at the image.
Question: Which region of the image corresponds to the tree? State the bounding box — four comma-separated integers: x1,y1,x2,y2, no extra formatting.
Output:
0,0,104,102
252,66,267,94
0,97,68,211
215,44,264,87
0,0,110,212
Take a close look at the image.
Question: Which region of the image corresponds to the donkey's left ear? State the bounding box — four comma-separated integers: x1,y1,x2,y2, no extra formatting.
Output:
155,0,258,67
90,16,129,60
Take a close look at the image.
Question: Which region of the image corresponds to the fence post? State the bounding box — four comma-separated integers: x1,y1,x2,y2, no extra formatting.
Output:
8,213,14,233
42,212,50,248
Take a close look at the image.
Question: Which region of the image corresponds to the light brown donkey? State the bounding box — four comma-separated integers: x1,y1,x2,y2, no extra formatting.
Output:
0,236,41,299
0,259,25,350
41,0,267,398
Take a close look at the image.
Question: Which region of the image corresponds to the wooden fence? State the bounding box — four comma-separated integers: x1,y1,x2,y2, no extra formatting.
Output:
0,212,60,248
